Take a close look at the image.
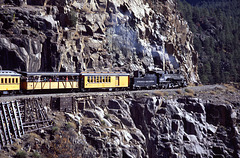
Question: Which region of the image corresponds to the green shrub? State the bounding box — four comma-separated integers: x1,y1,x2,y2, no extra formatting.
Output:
68,9,78,27
32,152,40,158
52,126,59,134
144,93,149,96
104,114,110,119
15,150,27,158
65,122,76,130
100,119,106,126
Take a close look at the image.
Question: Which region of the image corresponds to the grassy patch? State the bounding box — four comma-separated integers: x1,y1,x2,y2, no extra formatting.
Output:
184,88,195,94
224,84,238,93
153,91,168,97
29,132,41,139
184,92,195,97
184,88,195,97
175,89,183,95
209,91,217,95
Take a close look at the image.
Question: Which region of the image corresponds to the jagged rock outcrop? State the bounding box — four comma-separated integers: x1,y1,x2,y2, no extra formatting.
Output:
0,0,199,83
1,85,240,157
61,95,240,158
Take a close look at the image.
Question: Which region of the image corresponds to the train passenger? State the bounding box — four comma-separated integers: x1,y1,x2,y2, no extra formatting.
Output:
28,77,33,82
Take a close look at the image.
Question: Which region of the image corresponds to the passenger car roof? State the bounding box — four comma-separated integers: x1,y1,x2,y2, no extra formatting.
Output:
0,70,21,76
80,71,129,76
19,72,80,76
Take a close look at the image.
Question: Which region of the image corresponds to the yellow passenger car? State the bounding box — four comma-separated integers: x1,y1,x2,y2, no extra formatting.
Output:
0,70,21,94
80,72,129,90
20,72,79,91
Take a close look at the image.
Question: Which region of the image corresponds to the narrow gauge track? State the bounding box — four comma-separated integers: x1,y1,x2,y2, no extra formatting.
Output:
0,85,224,103
0,88,181,102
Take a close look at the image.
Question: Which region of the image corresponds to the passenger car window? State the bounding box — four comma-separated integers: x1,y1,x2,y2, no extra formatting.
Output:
87,76,90,83
97,76,99,83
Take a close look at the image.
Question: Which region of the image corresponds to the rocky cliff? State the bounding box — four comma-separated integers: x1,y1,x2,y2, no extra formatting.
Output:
0,0,199,83
1,85,240,158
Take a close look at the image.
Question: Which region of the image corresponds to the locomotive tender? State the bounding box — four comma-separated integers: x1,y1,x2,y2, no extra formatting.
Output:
0,70,187,95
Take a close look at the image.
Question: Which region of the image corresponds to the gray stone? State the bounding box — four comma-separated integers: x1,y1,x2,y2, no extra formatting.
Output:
0,0,199,83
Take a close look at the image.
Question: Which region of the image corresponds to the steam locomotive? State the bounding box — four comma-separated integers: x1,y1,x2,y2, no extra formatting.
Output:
0,70,187,95
132,70,187,90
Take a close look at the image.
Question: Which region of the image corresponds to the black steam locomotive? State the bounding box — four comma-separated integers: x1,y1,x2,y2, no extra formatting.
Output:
131,70,187,90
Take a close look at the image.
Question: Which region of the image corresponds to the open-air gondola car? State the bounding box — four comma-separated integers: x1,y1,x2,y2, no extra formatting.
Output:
19,72,79,92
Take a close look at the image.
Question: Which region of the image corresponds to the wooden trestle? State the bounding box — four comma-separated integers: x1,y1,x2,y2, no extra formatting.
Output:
0,98,51,148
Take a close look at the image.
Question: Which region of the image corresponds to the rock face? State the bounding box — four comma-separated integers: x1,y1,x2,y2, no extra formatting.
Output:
0,0,199,83
1,85,240,157
61,94,240,158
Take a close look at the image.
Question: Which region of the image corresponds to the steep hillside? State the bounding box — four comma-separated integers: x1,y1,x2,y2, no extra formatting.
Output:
0,0,199,83
0,85,240,157
177,0,240,84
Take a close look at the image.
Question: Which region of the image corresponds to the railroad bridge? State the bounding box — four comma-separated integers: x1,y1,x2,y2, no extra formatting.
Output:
0,98,50,148
0,92,129,148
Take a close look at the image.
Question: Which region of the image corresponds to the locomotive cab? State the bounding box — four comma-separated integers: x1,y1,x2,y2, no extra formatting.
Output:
156,70,187,88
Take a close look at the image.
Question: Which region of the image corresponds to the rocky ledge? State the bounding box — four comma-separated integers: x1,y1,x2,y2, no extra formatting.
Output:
1,84,240,157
